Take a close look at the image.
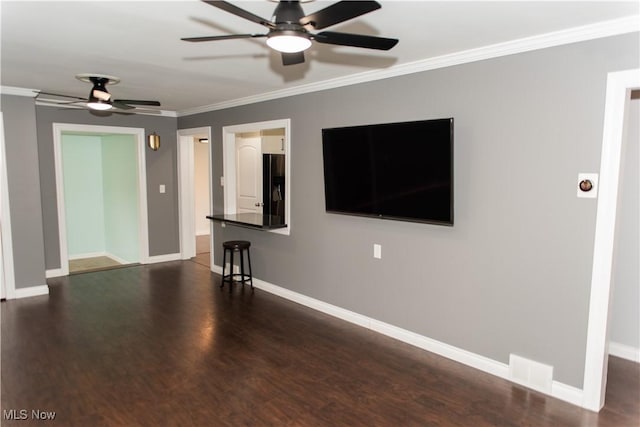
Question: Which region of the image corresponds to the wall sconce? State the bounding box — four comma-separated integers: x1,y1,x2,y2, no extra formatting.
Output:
148,132,160,151
198,138,209,144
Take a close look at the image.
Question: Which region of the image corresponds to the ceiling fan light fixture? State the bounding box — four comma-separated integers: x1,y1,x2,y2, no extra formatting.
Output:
266,31,311,53
87,100,112,111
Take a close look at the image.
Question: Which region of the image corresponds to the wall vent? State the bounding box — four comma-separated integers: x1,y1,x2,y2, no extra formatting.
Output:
509,354,553,394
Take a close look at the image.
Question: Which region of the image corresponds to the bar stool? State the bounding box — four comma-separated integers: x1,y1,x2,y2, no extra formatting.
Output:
221,240,253,289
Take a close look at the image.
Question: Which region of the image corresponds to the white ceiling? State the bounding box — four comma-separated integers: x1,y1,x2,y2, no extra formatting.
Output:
1,1,638,115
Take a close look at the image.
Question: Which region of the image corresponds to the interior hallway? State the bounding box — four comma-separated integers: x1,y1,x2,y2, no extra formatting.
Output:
192,234,210,268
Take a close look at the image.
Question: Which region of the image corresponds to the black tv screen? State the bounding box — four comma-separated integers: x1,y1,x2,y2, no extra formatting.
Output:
322,118,453,225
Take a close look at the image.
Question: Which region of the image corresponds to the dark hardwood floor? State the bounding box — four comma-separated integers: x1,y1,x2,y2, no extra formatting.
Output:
1,261,638,426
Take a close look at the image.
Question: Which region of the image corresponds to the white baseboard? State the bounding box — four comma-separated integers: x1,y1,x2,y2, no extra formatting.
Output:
68,251,106,260
105,253,132,265
609,341,640,363
146,253,182,264
14,285,49,299
70,251,134,265
210,266,585,408
45,268,65,278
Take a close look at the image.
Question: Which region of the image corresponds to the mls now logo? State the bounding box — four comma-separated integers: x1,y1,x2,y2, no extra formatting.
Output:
3,409,28,420
3,409,56,420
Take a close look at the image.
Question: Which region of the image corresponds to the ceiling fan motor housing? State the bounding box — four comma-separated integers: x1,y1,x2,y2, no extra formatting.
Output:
273,1,305,25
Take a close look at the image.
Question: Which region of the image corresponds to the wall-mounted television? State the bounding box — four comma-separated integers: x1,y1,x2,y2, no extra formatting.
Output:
322,118,453,225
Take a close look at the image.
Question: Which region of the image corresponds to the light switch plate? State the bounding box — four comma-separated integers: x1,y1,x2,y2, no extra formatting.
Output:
159,184,166,194
373,244,382,259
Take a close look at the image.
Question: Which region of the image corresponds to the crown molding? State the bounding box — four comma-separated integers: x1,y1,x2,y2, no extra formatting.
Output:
178,15,639,117
0,86,38,97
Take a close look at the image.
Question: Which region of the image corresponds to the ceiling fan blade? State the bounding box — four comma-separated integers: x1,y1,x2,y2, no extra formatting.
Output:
182,33,267,42
112,101,135,110
281,51,305,66
37,91,86,101
114,100,161,107
313,31,398,50
299,1,381,30
202,0,275,29
113,101,160,111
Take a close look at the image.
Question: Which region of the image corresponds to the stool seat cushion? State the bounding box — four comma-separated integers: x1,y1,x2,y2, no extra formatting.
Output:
223,240,251,250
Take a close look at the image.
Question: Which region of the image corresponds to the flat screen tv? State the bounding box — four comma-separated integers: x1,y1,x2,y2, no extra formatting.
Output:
322,118,453,225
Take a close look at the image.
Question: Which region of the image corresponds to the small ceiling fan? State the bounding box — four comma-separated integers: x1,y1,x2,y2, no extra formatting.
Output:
37,74,161,112
182,0,398,66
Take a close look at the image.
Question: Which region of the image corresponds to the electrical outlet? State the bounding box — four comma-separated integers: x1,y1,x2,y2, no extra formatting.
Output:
374,244,382,259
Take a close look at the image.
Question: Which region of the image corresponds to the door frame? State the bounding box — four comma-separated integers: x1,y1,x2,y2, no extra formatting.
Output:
0,112,16,299
177,126,212,263
582,68,640,411
53,123,150,275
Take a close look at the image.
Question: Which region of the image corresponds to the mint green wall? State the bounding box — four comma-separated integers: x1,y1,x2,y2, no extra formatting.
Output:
102,134,139,263
62,134,106,257
61,133,139,263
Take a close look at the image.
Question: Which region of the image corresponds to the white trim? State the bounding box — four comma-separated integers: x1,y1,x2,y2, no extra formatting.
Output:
214,269,585,407
177,127,213,263
69,251,134,265
14,285,49,299
52,126,70,276
45,268,65,279
0,112,16,300
135,129,151,265
583,68,640,412
609,342,640,363
68,251,109,261
52,123,150,276
146,253,181,264
222,119,291,235
178,16,639,117
0,86,37,97
105,253,131,265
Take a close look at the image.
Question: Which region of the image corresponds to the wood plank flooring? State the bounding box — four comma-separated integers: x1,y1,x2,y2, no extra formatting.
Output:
68,256,124,274
1,261,638,426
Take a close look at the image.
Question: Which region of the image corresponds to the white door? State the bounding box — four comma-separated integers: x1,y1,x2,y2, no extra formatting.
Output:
236,136,262,214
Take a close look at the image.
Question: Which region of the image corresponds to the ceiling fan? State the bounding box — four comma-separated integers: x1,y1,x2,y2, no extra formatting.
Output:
182,0,398,66
37,74,161,112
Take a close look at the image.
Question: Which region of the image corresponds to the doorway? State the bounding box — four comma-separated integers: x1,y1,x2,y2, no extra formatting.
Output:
53,124,149,275
177,127,213,269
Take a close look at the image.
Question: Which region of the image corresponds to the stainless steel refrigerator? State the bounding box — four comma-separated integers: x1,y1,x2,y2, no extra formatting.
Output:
263,154,285,219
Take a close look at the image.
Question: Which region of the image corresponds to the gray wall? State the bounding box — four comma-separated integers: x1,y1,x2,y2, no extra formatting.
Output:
34,107,179,269
179,34,639,388
0,95,47,289
610,96,639,351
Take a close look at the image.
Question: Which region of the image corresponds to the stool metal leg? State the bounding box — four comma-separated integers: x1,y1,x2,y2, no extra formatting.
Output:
221,248,227,288
229,249,235,291
239,249,246,285
246,247,253,289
